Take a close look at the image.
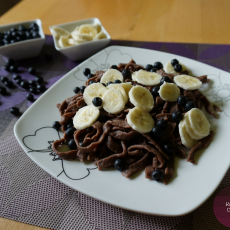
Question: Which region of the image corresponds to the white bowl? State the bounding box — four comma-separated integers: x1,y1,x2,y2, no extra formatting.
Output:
0,19,45,60
49,18,111,61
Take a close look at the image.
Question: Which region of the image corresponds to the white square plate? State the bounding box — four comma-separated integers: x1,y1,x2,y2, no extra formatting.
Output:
14,46,230,216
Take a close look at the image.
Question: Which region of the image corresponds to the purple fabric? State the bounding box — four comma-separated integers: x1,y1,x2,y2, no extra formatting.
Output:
1,35,230,230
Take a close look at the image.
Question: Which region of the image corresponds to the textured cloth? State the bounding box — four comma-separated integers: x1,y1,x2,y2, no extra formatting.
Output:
0,36,230,230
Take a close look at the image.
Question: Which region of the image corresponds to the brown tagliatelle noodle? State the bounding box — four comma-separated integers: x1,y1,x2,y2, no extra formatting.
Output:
52,59,220,184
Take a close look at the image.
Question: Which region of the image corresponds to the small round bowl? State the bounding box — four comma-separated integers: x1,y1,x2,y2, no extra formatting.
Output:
49,18,111,61
0,19,45,60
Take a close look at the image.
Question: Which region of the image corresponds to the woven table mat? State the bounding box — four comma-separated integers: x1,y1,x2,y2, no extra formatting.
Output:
0,36,230,230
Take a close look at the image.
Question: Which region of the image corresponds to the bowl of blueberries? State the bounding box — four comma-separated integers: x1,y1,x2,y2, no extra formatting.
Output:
0,19,45,60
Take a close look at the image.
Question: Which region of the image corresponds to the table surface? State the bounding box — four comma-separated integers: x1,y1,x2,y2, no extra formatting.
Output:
0,0,230,229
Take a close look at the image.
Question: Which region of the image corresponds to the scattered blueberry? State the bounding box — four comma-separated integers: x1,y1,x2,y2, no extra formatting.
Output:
68,139,77,150
177,95,187,106
111,65,118,70
153,62,163,70
28,67,36,75
114,159,126,172
89,80,96,85
122,69,131,78
156,119,168,129
185,101,196,111
36,84,46,92
10,107,19,115
35,76,43,83
160,76,171,85
4,65,10,71
13,74,21,80
171,59,179,66
65,127,76,138
73,87,80,94
0,87,7,95
6,58,15,66
151,86,160,97
29,86,37,94
174,64,182,72
52,121,61,130
92,97,102,107
114,79,121,84
29,80,36,86
26,93,34,101
97,114,107,123
150,68,158,72
163,141,174,154
15,78,22,85
4,80,13,88
67,123,73,129
9,65,17,72
1,76,8,83
151,170,164,181
151,126,164,139
20,80,29,89
171,111,183,122
145,64,153,71
79,86,85,93
107,81,113,86
87,73,94,79
83,68,91,76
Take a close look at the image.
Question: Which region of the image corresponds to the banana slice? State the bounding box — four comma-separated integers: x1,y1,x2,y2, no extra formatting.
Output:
188,108,210,138
159,82,180,102
94,24,101,33
102,88,125,114
68,38,76,45
93,31,107,40
71,30,93,41
51,27,70,39
107,83,128,104
132,70,161,86
100,69,124,85
73,105,100,130
179,118,197,148
174,75,202,90
58,36,73,48
127,107,154,133
79,24,98,37
121,82,133,97
164,61,189,75
184,113,202,140
83,83,107,106
129,85,154,112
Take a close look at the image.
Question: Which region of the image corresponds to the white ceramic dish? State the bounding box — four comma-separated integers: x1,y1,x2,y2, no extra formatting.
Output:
14,46,230,216
0,19,45,60
49,18,111,61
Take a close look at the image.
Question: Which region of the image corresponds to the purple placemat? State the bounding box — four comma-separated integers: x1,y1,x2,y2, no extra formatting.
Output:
0,36,230,230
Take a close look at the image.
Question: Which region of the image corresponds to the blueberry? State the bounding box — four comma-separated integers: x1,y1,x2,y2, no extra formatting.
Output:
97,114,107,123
36,84,46,92
30,22,39,29
10,28,17,32
79,86,85,93
28,67,36,75
10,40,16,44
4,80,13,88
67,123,73,129
44,53,52,60
153,62,163,70
122,69,131,78
185,101,196,111
19,25,26,31
73,86,80,94
92,97,102,107
150,68,158,73
29,86,37,94
0,41,4,46
52,121,61,130
20,80,29,89
160,76,171,85
145,64,153,71
111,65,118,70
6,58,15,66
107,81,113,86
25,31,32,39
13,74,21,80
15,78,22,85
1,76,8,83
9,65,18,72
65,127,76,138
29,80,36,86
114,159,126,172
32,32,40,38
68,139,77,150
0,87,7,95
87,73,94,79
83,68,91,76
89,80,96,85
11,31,17,38
163,141,174,154
151,170,164,181
4,65,10,71
10,107,19,115
151,126,164,139
171,59,179,66
174,64,182,72
171,111,183,122
156,119,168,129
26,93,34,101
177,95,187,106
114,79,121,84
151,86,160,97
35,76,43,83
